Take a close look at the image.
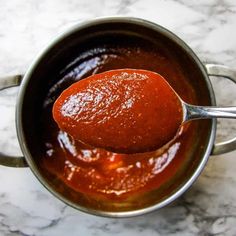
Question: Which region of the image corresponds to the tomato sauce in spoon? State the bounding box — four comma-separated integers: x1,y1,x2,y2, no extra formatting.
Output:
53,69,183,153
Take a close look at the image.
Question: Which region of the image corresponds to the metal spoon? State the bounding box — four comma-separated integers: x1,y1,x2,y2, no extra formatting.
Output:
53,68,236,154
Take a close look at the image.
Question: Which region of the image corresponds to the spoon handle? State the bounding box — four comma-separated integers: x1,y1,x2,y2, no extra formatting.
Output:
183,103,236,121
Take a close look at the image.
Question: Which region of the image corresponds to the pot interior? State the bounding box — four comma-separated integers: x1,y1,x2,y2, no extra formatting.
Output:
19,18,214,215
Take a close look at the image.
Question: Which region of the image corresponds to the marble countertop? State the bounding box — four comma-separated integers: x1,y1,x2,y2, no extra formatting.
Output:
0,0,236,235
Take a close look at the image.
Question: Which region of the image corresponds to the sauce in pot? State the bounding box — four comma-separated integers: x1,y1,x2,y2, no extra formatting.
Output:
40,41,197,201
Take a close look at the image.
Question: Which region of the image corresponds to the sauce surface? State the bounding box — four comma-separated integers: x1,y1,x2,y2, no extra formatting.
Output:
53,69,183,153
43,130,184,199
40,41,198,202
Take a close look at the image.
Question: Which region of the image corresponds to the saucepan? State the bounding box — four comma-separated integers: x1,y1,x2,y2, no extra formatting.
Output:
0,17,236,217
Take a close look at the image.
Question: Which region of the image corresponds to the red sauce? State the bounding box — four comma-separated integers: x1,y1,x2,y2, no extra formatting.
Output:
53,69,183,153
40,42,198,204
43,130,184,199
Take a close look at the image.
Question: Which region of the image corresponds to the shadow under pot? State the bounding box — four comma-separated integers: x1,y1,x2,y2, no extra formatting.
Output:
0,17,236,217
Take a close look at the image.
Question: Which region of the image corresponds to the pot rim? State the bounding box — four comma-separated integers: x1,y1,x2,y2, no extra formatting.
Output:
16,16,216,218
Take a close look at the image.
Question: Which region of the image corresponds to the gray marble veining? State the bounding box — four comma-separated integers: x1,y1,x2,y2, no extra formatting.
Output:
0,0,236,235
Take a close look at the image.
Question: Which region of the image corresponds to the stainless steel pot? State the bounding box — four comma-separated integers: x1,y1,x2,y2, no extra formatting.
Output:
0,17,236,217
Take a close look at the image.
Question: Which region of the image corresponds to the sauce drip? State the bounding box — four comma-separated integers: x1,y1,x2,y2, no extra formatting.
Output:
53,69,183,153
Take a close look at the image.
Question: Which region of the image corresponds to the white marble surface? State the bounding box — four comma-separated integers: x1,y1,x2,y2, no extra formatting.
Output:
0,0,236,235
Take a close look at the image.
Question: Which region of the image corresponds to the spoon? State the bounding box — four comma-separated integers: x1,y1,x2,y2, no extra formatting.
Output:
183,102,236,121
53,69,236,154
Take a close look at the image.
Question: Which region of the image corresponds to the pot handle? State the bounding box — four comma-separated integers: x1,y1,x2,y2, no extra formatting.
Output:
205,64,236,155
0,75,28,167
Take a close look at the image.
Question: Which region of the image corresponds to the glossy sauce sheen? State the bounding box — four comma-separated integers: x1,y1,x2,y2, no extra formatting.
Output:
41,43,197,201
53,69,183,153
